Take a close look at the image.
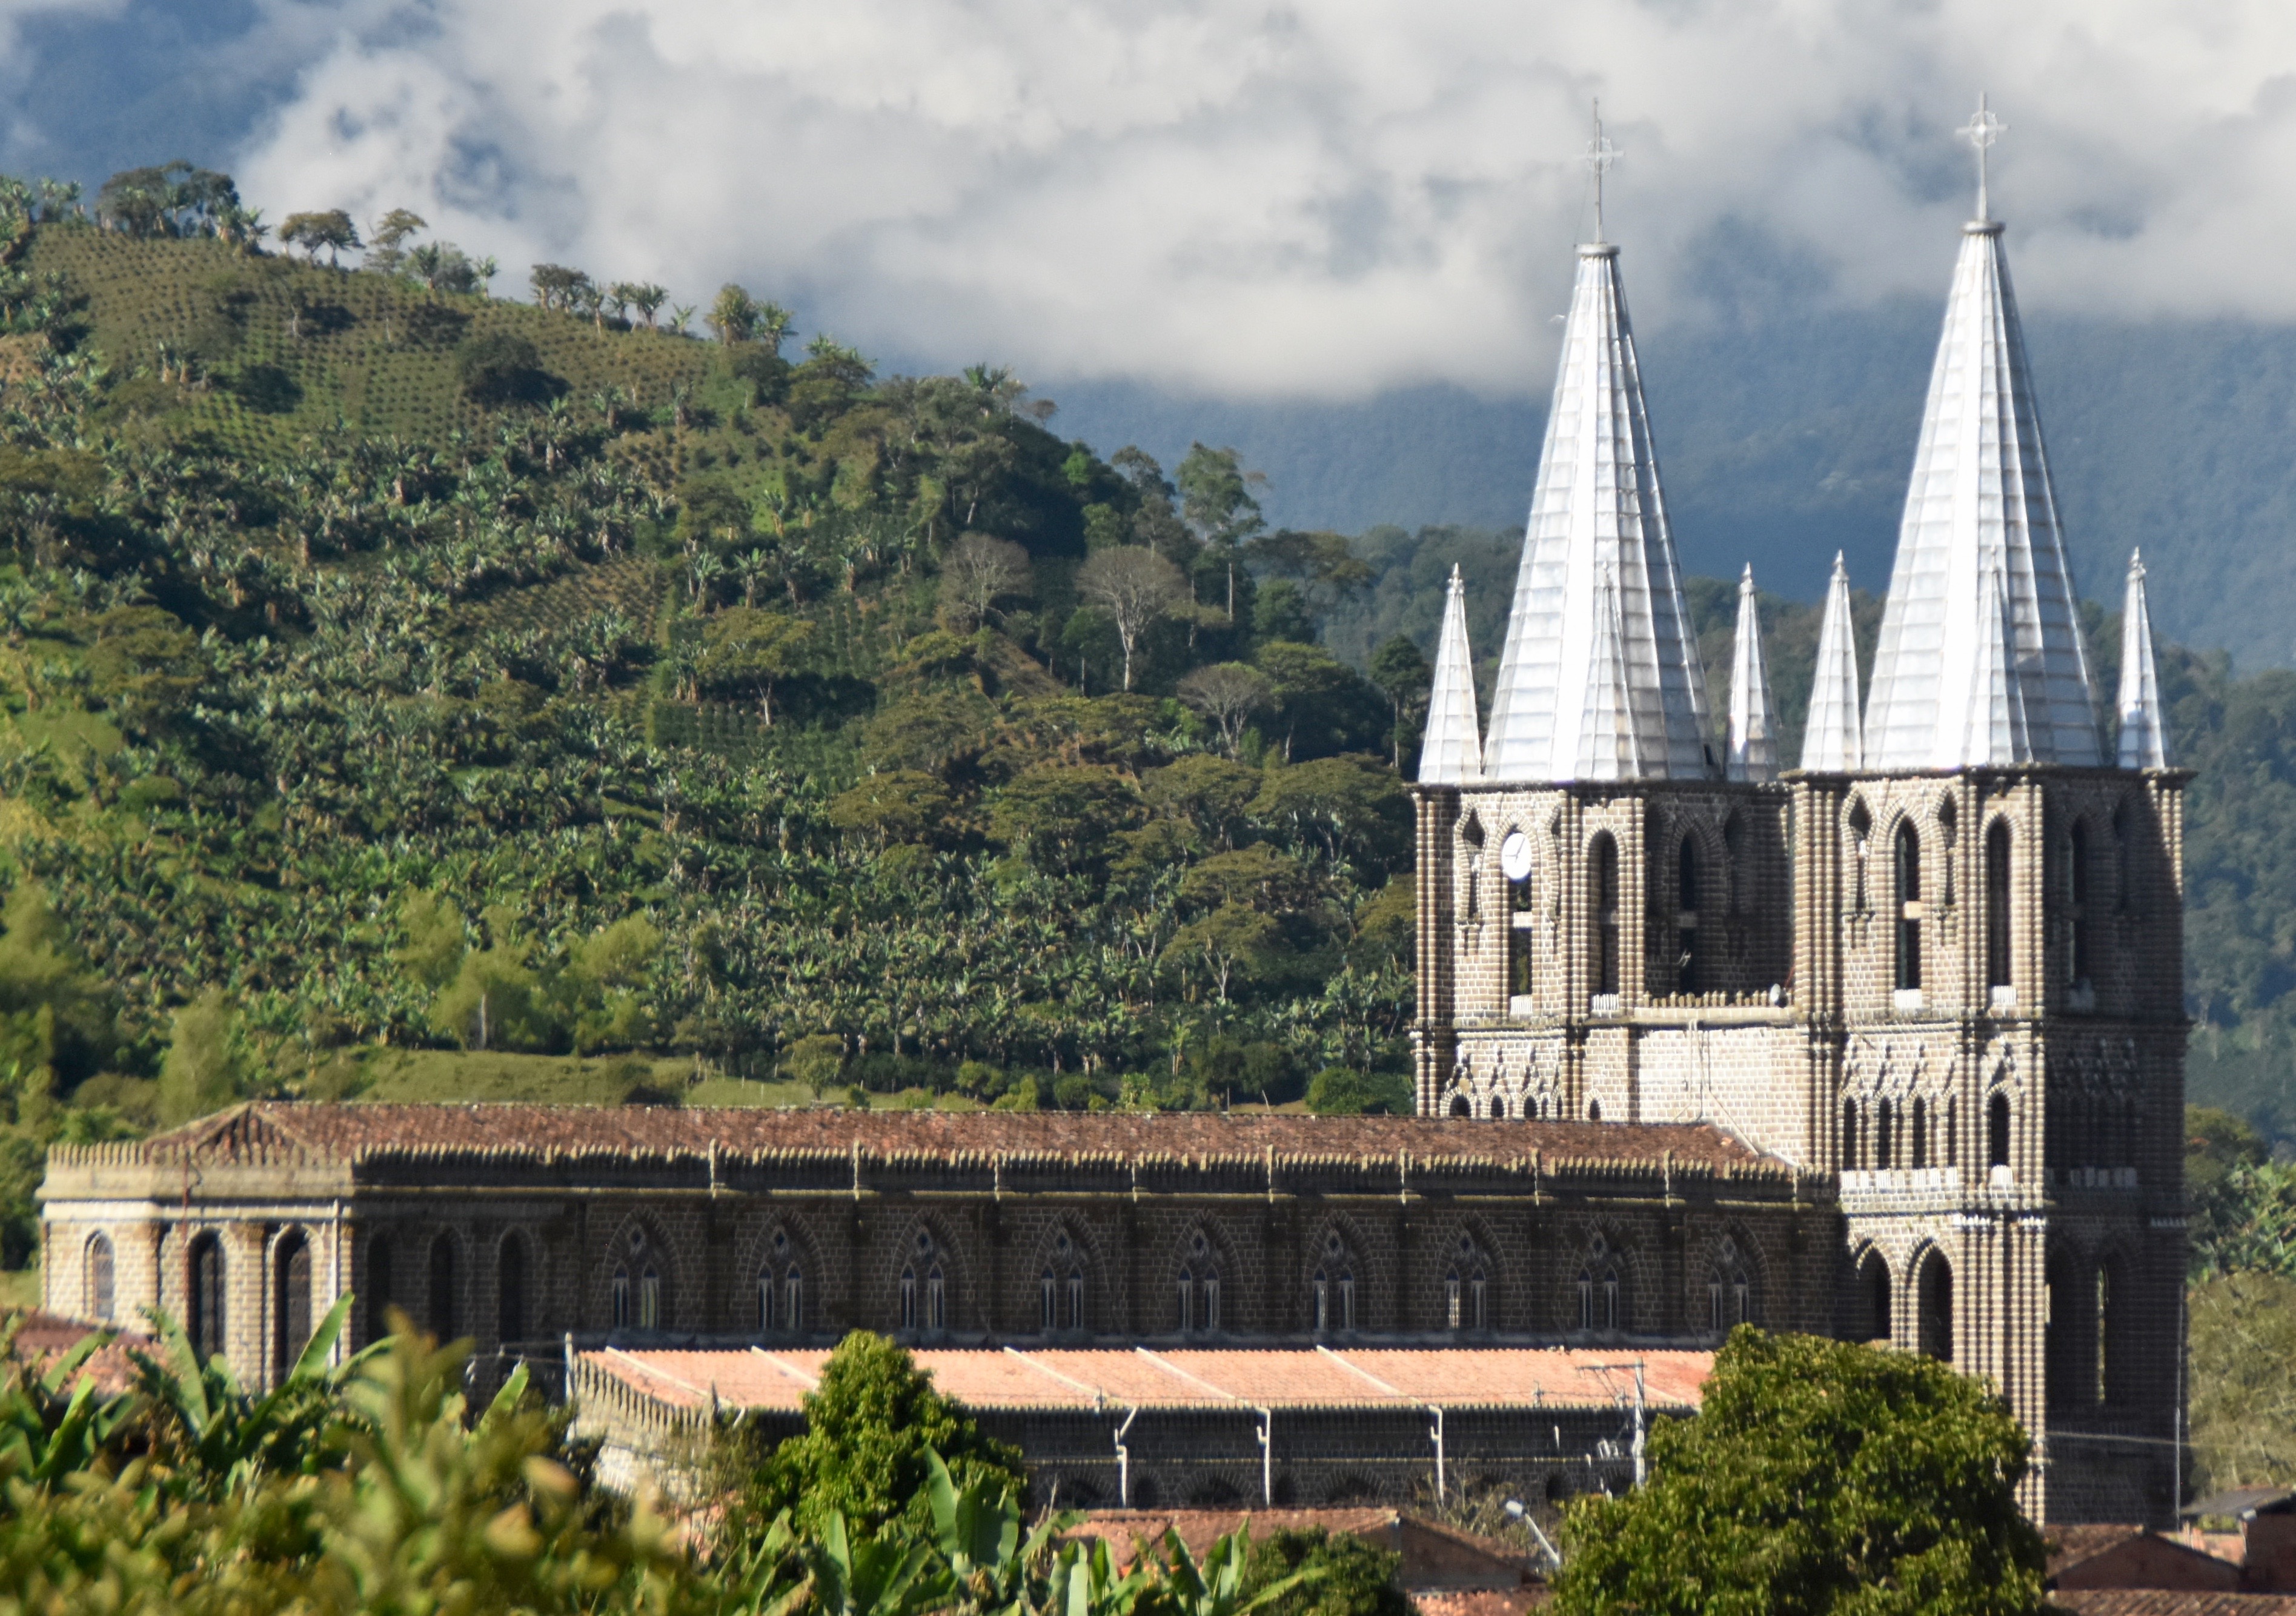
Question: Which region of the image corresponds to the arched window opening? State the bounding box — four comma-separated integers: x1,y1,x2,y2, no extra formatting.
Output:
2095,1262,2114,1404
2067,821,2092,989
1911,1098,1929,1170
639,1267,662,1330
1201,1272,1220,1331
499,1234,528,1345
1042,1269,1059,1332
611,1268,631,1329
1875,1099,1895,1170
783,1268,803,1332
85,1233,114,1323
1945,1096,1959,1168
1676,836,1701,994
428,1235,457,1341
1848,802,1873,912
273,1231,312,1385
1986,821,2013,992
1917,1252,1953,1362
1470,1270,1487,1330
1894,822,1922,993
1576,1268,1594,1333
1507,833,1535,1000
1937,796,1958,908
1602,1269,1621,1333
1989,1092,2012,1171
1587,1099,1602,1123
1590,833,1620,999
926,1266,946,1331
188,1232,225,1362
1446,1271,1464,1331
1177,1267,1195,1333
1859,1252,1891,1343
366,1236,394,1345
1842,1099,1860,1171
900,1267,918,1330
1066,1269,1085,1331
759,1267,778,1332
1449,1094,1470,1119
1462,816,1484,924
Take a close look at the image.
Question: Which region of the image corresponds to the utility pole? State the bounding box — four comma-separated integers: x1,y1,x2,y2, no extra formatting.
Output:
1578,1362,1648,1488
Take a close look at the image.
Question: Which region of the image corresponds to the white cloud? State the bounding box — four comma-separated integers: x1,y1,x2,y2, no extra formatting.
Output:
225,0,2296,397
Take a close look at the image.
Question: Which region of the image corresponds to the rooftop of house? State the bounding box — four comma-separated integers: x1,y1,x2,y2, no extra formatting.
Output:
578,1345,1714,1416
3,1309,151,1396
98,1103,1780,1175
2050,1595,2296,1615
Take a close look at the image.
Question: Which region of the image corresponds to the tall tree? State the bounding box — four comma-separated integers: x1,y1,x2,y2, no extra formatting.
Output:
936,533,1032,630
708,283,760,344
1077,546,1187,692
1550,1329,2046,1616
365,208,427,275
1367,634,1430,770
1176,443,1266,620
279,210,361,267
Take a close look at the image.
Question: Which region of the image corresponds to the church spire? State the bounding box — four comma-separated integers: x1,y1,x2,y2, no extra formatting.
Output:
1574,566,1645,780
1800,554,1863,772
1727,565,1779,782
2117,549,2171,770
1959,564,2035,764
1417,565,1484,785
1484,239,1709,782
1861,118,2101,770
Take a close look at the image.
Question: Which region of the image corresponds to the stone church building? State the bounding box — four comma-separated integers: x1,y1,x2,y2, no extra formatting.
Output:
36,168,2186,1525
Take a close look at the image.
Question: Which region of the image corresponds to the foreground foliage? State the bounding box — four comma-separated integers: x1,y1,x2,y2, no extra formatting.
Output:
1550,1330,2045,1616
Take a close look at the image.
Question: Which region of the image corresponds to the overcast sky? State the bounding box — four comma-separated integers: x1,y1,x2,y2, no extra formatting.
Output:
7,0,2296,397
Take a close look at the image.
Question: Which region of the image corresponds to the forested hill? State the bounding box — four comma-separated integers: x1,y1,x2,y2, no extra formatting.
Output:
0,185,1448,1262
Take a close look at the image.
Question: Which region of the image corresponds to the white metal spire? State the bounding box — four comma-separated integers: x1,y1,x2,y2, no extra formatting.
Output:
1959,565,2034,765
2117,549,2171,770
1574,566,1645,780
1727,565,1779,782
1800,553,1864,772
1483,239,1710,783
1860,196,2102,770
1417,564,1485,785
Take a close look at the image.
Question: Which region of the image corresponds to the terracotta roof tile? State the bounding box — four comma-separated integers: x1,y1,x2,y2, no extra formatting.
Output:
1410,1589,1547,1616
2051,1526,2152,1577
128,1102,1779,1172
4,1309,151,1397
580,1346,1714,1415
2051,1596,2296,1615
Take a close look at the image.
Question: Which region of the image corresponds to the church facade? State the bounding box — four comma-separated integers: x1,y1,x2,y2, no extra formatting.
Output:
35,165,2186,1526
1408,200,2187,1526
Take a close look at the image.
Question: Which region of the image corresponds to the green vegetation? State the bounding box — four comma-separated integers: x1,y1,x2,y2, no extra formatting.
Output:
1550,1329,2046,1616
0,1314,1327,1616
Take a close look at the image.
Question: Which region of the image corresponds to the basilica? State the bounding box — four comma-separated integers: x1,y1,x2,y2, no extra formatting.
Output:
35,166,2186,1525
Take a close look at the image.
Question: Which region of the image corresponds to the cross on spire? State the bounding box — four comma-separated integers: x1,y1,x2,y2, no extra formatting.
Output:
1959,93,2008,222
1585,101,1619,242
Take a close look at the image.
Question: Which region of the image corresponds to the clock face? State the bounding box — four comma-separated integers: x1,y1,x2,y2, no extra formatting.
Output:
1500,831,1533,881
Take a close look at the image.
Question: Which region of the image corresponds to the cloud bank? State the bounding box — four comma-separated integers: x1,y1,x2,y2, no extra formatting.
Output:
48,0,2296,394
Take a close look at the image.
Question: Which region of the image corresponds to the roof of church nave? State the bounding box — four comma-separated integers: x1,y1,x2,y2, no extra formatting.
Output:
103,1102,1782,1174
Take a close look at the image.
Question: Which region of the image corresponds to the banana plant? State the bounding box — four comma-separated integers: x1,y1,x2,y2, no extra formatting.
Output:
0,1318,139,1486
924,1447,1073,1616
130,1292,379,1500
1150,1524,1322,1616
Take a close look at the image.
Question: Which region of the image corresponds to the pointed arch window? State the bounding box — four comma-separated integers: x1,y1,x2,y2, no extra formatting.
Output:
188,1232,225,1362
1590,834,1621,1000
366,1235,394,1345
1858,1252,1891,1342
1042,1269,1059,1332
900,1267,918,1331
2066,820,2092,989
1313,1233,1355,1333
1066,1269,1085,1331
273,1231,313,1385
1911,1098,1929,1170
1602,1268,1621,1332
84,1232,114,1323
1841,1098,1860,1171
1918,1251,1954,1362
428,1235,457,1340
1676,836,1700,994
499,1233,528,1345
1894,822,1922,993
1989,1092,2012,1172
1986,820,2013,994
611,1268,631,1329
1505,830,1535,1000
1875,1099,1895,1170
639,1268,662,1330
1177,1267,1195,1333
926,1266,946,1331
1446,1271,1464,1331
1848,802,1873,912
1576,1268,1594,1332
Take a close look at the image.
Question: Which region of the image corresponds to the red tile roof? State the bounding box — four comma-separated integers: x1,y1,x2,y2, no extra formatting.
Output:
118,1102,1776,1173
580,1345,1713,1415
4,1309,151,1397
1411,1589,1547,1616
2052,1596,2296,1615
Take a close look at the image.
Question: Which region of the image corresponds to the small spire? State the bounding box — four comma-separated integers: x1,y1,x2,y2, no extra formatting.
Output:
1960,566,2034,764
1418,565,1485,785
1727,565,1778,782
1960,93,2008,224
1573,567,1644,780
1800,553,1864,772
2117,549,2171,770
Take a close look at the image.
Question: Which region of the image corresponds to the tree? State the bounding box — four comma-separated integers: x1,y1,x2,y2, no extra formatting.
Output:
1077,547,1186,692
937,533,1032,629
1549,1329,2047,1616
1176,443,1266,619
2189,1269,2296,1495
279,210,360,267
157,988,253,1125
614,281,668,328
1162,903,1281,1005
1249,529,1373,622
1303,1067,1410,1115
1367,634,1431,770
708,283,760,344
697,606,816,727
1178,663,1273,757
454,331,546,404
829,772,959,850
742,1331,1024,1540
1243,1528,1411,1616
364,208,426,275
1253,641,1384,762
528,262,591,311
